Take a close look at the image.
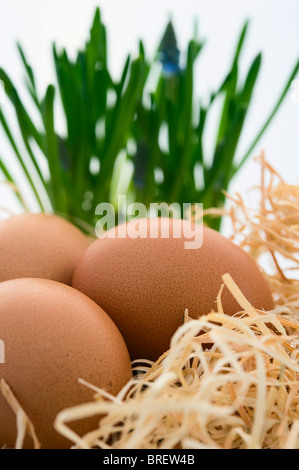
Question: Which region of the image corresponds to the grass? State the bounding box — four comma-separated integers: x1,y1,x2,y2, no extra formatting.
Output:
0,7,298,231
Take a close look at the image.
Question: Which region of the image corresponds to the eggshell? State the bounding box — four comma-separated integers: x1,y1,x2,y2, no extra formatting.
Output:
0,278,132,449
0,213,89,285
73,217,274,361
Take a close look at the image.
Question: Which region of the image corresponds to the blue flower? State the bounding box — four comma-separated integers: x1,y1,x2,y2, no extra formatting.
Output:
159,21,181,76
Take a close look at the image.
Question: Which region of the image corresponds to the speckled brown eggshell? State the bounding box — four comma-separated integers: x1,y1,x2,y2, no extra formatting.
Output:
72,217,274,361
0,213,90,285
0,278,132,449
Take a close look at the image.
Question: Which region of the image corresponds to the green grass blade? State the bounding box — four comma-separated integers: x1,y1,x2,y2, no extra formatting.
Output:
232,20,249,67
104,56,147,162
169,38,204,201
90,7,107,67
0,67,47,190
17,43,40,108
0,68,45,152
85,7,108,121
0,108,45,210
40,84,65,212
17,43,36,91
0,156,24,205
205,52,262,195
52,45,78,155
0,157,14,183
115,55,131,96
239,52,262,105
216,21,249,145
235,58,299,174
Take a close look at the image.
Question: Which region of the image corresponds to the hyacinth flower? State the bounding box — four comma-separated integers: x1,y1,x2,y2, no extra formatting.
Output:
158,21,181,77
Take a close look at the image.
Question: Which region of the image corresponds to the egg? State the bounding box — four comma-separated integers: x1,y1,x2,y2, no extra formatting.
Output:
72,217,274,361
0,278,132,449
0,213,90,285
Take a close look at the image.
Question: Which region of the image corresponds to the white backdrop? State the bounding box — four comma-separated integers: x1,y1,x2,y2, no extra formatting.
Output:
0,0,299,215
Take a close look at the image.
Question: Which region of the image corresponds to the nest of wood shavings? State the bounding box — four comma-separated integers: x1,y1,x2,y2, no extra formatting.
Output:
204,151,299,306
52,272,299,450
3,152,299,449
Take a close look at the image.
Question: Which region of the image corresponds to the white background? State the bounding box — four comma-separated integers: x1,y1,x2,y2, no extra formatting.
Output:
0,0,299,216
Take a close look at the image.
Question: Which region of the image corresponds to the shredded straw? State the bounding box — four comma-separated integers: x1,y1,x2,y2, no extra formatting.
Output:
0,379,40,449
3,152,299,449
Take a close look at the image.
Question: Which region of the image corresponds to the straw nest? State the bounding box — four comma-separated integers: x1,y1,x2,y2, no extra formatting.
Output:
2,152,299,449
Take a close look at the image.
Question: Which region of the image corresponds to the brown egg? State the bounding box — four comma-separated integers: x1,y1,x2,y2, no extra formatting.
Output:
0,278,132,449
73,217,274,361
0,213,90,285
